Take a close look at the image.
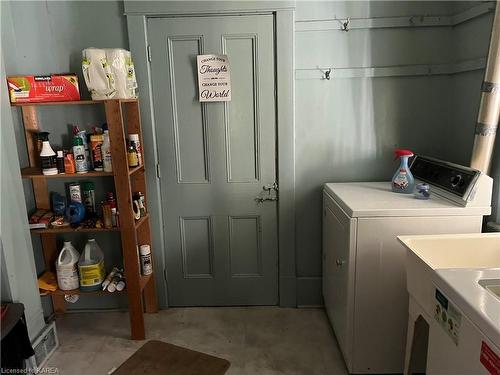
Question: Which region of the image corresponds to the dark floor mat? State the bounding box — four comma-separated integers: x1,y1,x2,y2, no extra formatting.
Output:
112,340,230,375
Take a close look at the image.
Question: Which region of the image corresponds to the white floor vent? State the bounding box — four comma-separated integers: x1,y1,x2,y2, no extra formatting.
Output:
28,322,59,370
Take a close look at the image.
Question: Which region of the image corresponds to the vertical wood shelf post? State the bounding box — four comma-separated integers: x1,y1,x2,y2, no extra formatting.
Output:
125,101,159,314
105,100,146,340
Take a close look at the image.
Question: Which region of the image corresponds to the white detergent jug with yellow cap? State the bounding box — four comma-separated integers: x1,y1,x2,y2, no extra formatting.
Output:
78,238,105,292
56,241,80,291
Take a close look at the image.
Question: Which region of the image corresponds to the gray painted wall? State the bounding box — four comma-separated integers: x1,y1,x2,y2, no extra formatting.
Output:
1,57,46,339
1,2,46,337
294,1,495,305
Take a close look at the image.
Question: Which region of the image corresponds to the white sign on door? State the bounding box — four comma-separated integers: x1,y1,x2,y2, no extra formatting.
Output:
197,54,231,102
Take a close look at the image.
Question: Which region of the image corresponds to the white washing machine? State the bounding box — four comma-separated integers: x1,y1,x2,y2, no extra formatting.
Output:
322,156,492,374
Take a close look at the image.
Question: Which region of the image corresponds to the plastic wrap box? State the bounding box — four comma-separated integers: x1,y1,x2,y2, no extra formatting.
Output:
7,74,80,103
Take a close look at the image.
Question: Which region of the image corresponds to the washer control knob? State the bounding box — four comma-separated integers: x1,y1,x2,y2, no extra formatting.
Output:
450,174,462,188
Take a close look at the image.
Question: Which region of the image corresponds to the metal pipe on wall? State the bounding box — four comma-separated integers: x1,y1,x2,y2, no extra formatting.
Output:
470,3,500,174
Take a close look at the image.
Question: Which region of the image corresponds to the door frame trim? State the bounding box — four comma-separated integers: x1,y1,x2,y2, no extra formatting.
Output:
126,6,296,307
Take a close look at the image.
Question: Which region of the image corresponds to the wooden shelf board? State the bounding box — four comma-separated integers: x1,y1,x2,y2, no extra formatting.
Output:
31,226,120,234
41,275,150,297
134,214,149,230
42,288,125,297
22,167,113,179
128,165,144,176
11,99,138,107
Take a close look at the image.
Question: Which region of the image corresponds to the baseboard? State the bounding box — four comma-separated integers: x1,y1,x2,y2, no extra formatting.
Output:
297,276,323,307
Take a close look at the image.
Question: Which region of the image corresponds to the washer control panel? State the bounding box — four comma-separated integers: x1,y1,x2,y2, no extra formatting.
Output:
411,156,480,201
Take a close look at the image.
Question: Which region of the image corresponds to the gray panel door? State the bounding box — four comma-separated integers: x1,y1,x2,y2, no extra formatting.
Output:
148,15,278,306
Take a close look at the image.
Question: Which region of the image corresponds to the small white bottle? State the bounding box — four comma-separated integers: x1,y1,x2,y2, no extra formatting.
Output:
139,244,153,275
116,278,126,292
40,140,58,175
102,130,113,172
106,270,124,292
102,267,118,290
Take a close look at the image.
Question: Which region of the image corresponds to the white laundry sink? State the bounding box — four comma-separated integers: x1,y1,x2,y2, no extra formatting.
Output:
399,233,500,270
398,233,500,319
479,279,500,301
399,233,500,375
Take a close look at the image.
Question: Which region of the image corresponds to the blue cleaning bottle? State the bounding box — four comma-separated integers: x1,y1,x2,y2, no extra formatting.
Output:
392,149,415,194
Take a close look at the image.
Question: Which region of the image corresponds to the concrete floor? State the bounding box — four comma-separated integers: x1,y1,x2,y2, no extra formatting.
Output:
45,307,348,374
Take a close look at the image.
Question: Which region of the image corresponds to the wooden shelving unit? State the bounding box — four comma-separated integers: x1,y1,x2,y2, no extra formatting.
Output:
30,226,120,234
15,99,158,340
42,274,152,297
44,288,125,296
11,98,138,107
21,167,114,179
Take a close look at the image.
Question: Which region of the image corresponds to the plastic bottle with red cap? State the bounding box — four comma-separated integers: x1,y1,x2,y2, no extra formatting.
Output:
392,149,415,193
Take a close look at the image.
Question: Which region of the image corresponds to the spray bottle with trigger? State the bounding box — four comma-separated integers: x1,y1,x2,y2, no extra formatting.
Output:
392,149,415,194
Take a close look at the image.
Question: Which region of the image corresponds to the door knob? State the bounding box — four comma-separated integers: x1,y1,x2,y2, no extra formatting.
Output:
255,182,279,203
263,182,279,192
335,259,345,267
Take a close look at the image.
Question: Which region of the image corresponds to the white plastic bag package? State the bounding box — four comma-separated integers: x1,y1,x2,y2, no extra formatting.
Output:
82,48,138,100
104,48,138,99
82,48,114,100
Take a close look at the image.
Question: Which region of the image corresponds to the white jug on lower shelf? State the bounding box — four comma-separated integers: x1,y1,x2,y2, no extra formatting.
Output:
56,241,80,291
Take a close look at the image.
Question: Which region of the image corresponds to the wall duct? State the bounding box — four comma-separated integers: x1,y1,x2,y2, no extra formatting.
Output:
470,3,500,174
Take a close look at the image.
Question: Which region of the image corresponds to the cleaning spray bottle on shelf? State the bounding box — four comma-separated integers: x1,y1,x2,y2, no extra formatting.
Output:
392,149,415,194
102,129,112,172
39,132,58,175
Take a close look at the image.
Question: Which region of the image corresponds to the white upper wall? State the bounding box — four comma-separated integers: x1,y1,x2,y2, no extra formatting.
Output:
296,1,455,20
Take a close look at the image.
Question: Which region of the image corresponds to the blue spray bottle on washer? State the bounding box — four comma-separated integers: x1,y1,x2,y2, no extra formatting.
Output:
392,149,415,194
